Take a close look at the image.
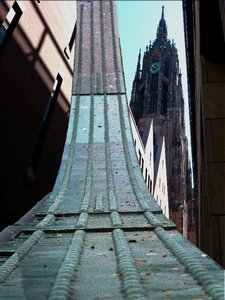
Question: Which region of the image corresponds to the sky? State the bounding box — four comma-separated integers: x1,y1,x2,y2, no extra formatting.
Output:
117,1,190,141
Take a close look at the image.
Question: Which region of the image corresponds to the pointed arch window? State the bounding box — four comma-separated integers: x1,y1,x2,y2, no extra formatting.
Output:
161,81,168,115
164,58,170,78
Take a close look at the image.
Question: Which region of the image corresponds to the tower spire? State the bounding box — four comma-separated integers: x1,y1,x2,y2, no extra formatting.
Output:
135,49,141,79
161,5,164,20
156,5,167,41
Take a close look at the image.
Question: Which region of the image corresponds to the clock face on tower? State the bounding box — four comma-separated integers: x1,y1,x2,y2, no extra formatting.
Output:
150,62,160,73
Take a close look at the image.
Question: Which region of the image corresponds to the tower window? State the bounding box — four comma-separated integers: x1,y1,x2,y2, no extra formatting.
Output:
145,168,147,183
138,150,141,165
165,60,170,78
161,81,168,115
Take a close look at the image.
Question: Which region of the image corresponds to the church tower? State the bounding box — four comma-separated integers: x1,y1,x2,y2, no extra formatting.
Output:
130,6,193,237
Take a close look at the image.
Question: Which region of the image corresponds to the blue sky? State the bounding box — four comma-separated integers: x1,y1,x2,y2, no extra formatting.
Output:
117,1,190,139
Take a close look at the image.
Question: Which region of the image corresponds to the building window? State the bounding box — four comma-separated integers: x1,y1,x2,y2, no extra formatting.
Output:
64,21,77,59
145,168,147,183
162,160,164,169
0,2,23,49
138,150,141,165
27,73,63,183
150,151,152,164
150,180,152,193
141,158,144,173
159,178,161,188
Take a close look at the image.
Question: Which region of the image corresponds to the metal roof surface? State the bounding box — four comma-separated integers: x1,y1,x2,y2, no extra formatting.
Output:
0,1,224,299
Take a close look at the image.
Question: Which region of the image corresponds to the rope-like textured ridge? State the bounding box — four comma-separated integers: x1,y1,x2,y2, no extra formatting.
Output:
48,230,86,300
155,227,224,300
79,1,94,213
0,230,44,283
36,214,55,229
47,0,85,214
109,0,150,213
111,211,122,227
144,211,162,227
76,212,89,228
95,195,104,212
113,229,146,300
100,1,118,213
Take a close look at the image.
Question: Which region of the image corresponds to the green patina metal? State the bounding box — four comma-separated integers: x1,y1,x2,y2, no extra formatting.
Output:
0,1,224,299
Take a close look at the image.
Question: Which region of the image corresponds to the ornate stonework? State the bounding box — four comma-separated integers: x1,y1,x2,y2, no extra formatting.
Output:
130,6,193,237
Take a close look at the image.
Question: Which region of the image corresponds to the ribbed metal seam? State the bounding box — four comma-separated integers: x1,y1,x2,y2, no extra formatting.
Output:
109,1,151,213
95,195,104,212
0,230,44,283
144,211,162,227
48,3,84,214
111,212,122,227
113,229,146,300
48,230,86,300
76,212,89,228
155,227,224,300
100,1,118,214
36,214,55,229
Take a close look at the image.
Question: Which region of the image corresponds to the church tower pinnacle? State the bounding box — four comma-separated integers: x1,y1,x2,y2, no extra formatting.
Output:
156,5,167,41
135,49,141,79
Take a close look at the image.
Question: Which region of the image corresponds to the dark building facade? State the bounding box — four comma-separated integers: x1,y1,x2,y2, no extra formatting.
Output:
130,7,194,239
0,1,76,231
183,0,225,267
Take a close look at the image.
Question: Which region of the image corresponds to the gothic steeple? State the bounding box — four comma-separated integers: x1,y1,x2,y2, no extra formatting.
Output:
130,5,191,237
130,49,142,122
135,49,141,79
156,5,167,41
